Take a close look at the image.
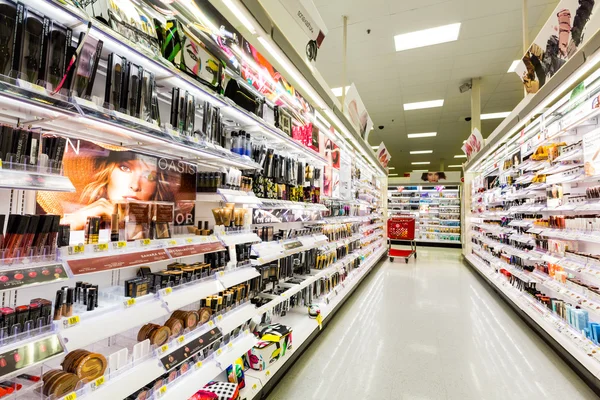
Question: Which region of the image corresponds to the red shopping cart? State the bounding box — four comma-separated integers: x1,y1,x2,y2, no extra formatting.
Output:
387,216,417,263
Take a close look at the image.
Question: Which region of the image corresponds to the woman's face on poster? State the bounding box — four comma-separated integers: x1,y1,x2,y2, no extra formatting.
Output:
107,159,158,202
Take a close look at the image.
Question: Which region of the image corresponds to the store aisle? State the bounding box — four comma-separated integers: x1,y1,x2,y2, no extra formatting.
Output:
266,247,599,400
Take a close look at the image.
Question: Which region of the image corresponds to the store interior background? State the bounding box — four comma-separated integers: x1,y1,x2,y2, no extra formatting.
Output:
253,0,561,175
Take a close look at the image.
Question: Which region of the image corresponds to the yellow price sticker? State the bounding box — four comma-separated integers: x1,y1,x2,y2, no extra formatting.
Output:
208,320,215,328
253,384,257,390
216,315,223,322
168,240,177,246
160,344,169,353
158,385,167,396
94,243,109,252
227,342,233,349
195,361,203,369
140,238,151,246
218,271,225,277
70,245,85,255
117,241,127,249
163,287,173,296
316,314,323,330
244,329,250,335
65,315,80,328
92,375,105,389
62,392,77,400
125,298,136,308
265,370,271,377
217,348,223,356
186,238,193,244
177,335,185,344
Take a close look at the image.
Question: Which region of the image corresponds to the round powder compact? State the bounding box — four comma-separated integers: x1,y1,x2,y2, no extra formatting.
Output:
198,307,212,325
149,326,171,346
183,311,199,330
165,318,184,337
75,352,107,382
137,323,159,342
43,371,80,397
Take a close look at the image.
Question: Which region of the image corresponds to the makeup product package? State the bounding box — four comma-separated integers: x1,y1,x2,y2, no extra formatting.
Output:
0,0,18,77
104,53,126,111
140,69,154,123
127,62,143,118
170,87,180,130
70,33,103,98
12,5,47,83
39,20,70,91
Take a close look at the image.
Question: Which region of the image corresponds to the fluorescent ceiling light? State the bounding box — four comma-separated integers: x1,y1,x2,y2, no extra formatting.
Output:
389,173,399,176
454,155,467,158
413,169,428,172
388,167,395,170
222,0,256,34
481,112,511,120
331,86,350,97
508,60,520,73
407,132,437,139
403,99,444,111
394,23,461,52
371,146,379,149
412,162,431,165
410,150,433,154
448,164,462,168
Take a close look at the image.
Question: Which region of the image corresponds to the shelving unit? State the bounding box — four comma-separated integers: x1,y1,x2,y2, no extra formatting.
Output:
388,185,461,246
463,31,600,394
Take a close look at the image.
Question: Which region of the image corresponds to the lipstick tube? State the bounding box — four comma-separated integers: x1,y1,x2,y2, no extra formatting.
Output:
4,215,30,260
21,215,40,258
53,290,63,321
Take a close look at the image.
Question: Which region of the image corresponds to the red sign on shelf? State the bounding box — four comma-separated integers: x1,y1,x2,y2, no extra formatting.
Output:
167,242,225,258
67,249,171,275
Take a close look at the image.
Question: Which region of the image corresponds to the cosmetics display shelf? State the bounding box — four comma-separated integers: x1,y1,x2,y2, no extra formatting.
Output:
0,167,75,192
319,234,362,252
250,234,329,266
360,222,384,232
59,235,225,277
466,253,600,379
196,190,263,206
2,1,328,169
241,246,386,400
259,200,328,211
57,266,259,351
217,232,262,247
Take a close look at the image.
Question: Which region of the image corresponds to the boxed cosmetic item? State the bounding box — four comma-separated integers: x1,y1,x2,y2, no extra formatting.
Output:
116,200,152,241
247,323,292,371
151,202,174,239
84,0,159,54
40,20,70,91
157,19,221,89
70,33,103,98
12,4,48,83
0,0,18,77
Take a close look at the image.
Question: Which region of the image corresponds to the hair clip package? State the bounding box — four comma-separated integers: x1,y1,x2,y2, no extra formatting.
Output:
104,53,126,111
13,5,47,83
0,0,18,77
40,20,70,91
70,33,103,98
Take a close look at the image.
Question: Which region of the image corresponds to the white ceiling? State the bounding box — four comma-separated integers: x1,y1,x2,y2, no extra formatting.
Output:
309,0,560,174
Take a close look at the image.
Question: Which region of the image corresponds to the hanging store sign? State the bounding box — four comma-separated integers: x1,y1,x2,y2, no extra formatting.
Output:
462,128,484,160
344,84,374,139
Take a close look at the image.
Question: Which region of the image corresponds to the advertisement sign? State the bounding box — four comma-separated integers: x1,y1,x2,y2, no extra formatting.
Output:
344,84,374,138
376,143,391,168
409,171,462,184
280,0,327,47
339,149,352,201
37,140,197,231
320,129,341,197
584,128,600,175
462,128,484,159
515,0,600,94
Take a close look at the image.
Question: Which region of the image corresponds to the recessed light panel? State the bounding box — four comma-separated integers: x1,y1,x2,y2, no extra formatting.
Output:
407,132,437,139
410,150,433,154
481,112,510,120
394,23,461,52
403,99,444,111
412,162,431,165
331,86,350,97
454,155,467,159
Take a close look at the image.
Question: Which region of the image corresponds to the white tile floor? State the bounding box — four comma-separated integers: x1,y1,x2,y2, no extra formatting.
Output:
266,247,600,400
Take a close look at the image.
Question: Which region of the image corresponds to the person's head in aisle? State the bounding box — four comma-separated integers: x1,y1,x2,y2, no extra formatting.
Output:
421,172,447,183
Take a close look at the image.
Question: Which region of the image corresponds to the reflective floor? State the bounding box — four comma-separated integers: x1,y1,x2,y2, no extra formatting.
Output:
266,247,599,400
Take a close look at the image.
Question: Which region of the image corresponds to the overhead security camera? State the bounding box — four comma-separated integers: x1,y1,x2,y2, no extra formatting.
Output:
378,125,384,130
459,81,472,93
465,117,472,122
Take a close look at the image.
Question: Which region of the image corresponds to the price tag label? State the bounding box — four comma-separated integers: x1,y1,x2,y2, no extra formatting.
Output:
62,392,77,400
68,245,85,255
158,385,167,397
140,238,152,247
160,344,169,354
316,314,323,330
208,320,215,328
93,243,109,252
116,241,127,249
177,335,185,344
91,375,105,390
252,384,257,390
124,298,136,308
167,240,177,246
195,361,203,369
244,329,250,335
265,370,271,377
186,238,193,244
161,287,173,297
216,315,223,322
216,348,223,356
227,342,233,349
64,315,80,328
